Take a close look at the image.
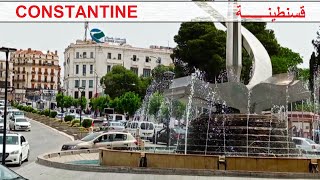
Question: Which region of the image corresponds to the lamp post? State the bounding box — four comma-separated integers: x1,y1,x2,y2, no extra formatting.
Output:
90,70,99,98
78,87,85,126
0,47,17,165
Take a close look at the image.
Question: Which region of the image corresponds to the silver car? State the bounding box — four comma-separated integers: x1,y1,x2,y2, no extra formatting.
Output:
9,118,31,131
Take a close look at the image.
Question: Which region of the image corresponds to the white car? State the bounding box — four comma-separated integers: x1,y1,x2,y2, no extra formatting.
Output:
9,118,31,131
0,117,9,132
292,137,320,153
0,133,30,166
103,121,125,131
10,110,24,120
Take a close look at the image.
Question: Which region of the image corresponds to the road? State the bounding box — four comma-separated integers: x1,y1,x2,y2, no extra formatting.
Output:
9,119,71,171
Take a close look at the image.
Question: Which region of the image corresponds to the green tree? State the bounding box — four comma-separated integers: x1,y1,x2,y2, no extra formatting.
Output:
297,68,310,82
89,95,111,113
172,100,186,120
148,92,164,117
100,65,143,98
62,96,74,108
271,47,303,74
78,96,87,109
56,93,65,112
118,92,141,116
109,97,122,113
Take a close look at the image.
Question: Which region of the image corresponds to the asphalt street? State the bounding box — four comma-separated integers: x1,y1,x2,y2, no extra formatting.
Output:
9,118,71,171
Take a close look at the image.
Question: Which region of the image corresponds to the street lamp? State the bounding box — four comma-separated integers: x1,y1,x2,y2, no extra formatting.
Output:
0,47,17,165
78,87,85,126
90,70,99,98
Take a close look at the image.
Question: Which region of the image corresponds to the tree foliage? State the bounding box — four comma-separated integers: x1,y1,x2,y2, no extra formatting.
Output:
118,92,141,116
309,27,320,96
62,95,74,108
148,92,164,117
100,65,143,99
89,95,111,112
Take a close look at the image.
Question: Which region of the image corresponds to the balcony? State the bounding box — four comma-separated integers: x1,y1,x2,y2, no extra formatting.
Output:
50,80,55,83
21,70,26,74
31,71,36,75
44,72,48,75
50,72,54,76
31,79,36,82
38,72,42,75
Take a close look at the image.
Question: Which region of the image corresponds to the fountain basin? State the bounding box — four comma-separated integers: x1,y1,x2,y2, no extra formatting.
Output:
99,148,320,174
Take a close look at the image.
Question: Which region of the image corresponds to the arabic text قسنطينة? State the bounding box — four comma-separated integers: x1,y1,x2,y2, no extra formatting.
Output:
235,5,305,22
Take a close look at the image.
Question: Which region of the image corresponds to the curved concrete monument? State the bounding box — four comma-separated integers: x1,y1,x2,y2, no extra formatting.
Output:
164,2,310,113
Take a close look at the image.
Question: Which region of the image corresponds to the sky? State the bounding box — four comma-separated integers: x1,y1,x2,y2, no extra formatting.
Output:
0,22,318,78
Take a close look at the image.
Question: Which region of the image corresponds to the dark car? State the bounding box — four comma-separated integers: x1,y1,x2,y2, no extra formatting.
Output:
154,128,186,145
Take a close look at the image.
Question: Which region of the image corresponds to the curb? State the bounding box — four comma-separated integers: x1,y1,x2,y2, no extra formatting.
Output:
36,150,320,179
28,118,74,141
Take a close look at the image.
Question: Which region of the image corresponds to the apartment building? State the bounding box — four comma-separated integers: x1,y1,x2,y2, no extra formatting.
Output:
0,59,14,100
63,40,173,99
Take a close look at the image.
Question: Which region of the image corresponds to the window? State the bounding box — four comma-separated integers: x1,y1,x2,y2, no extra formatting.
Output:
76,52,79,58
89,91,93,99
132,55,137,61
75,80,79,88
107,53,111,59
23,75,25,80
145,56,150,63
83,52,87,58
17,84,19,89
130,67,138,75
90,52,94,58
44,76,47,82
32,84,35,89
51,77,54,82
293,139,302,145
89,80,93,88
118,54,121,60
90,65,93,74
82,80,86,88
75,65,79,74
107,65,111,72
143,68,151,77
74,91,79,99
50,85,53,89
83,65,86,76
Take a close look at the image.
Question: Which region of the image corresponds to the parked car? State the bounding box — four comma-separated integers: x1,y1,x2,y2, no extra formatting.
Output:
102,121,125,131
9,118,31,131
292,137,320,153
0,133,30,166
126,121,155,140
153,128,186,145
107,114,127,124
10,110,24,120
0,117,9,132
56,112,65,119
61,131,137,151
0,164,28,179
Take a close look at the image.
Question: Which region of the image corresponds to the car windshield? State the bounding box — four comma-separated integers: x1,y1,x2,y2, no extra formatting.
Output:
173,128,186,134
305,138,316,144
16,119,27,123
0,136,19,145
0,164,22,179
13,112,24,116
81,132,102,142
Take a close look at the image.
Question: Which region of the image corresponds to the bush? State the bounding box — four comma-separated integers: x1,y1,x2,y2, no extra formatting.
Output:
49,111,58,118
32,109,37,113
64,115,74,122
71,119,80,127
82,119,92,128
43,109,50,117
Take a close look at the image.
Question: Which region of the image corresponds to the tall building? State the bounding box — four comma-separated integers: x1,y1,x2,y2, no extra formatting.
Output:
63,40,173,99
11,48,61,101
0,59,14,100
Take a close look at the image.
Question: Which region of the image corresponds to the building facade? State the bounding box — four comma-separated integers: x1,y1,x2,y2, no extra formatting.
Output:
10,48,61,101
63,40,173,99
0,59,14,100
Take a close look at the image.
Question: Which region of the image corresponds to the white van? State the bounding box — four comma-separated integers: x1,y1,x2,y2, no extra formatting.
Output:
126,121,155,140
108,114,127,123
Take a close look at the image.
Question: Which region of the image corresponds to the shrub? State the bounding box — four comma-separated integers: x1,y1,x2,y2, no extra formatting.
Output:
82,119,92,128
49,111,58,118
64,115,74,122
71,119,80,127
32,109,37,113
43,109,50,117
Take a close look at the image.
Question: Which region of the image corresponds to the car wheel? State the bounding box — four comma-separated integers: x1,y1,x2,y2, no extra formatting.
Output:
17,154,22,166
25,151,29,162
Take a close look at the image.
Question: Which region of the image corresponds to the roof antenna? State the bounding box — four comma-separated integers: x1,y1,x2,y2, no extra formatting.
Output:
84,21,89,41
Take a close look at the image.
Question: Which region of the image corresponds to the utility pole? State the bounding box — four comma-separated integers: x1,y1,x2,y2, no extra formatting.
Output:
84,21,89,41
